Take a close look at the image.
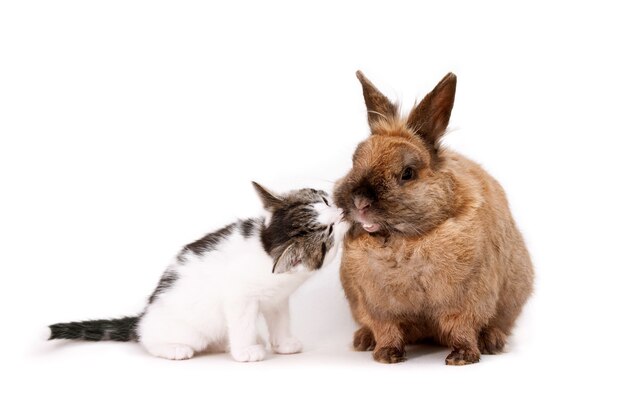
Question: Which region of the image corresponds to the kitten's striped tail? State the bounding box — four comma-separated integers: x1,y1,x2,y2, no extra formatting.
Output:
47,316,140,342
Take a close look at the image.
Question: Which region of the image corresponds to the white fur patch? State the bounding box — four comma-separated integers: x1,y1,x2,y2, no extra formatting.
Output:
42,326,51,341
313,202,343,226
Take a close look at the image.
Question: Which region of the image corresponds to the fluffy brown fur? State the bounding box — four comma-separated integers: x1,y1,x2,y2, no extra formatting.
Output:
333,71,534,365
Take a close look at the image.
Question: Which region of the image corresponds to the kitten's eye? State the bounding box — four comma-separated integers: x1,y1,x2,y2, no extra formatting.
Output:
401,167,416,182
328,223,334,235
322,197,330,206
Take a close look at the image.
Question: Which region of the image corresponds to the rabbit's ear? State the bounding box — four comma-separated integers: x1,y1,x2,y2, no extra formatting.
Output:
407,73,457,148
356,71,398,130
252,181,282,211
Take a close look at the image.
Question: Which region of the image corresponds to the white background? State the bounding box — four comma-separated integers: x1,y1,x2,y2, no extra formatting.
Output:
1,1,625,416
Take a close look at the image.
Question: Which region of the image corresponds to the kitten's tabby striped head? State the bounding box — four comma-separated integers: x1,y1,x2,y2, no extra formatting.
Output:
253,182,347,274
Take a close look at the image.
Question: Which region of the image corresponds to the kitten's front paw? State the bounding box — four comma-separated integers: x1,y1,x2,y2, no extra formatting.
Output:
272,337,303,355
231,344,266,362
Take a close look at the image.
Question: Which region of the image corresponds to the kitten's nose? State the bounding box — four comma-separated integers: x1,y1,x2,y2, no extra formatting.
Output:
354,196,371,211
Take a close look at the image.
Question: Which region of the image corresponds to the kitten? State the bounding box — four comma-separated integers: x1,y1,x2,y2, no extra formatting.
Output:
48,182,346,362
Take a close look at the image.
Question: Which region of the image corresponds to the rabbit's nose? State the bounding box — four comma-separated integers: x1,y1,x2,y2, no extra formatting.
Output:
354,196,371,211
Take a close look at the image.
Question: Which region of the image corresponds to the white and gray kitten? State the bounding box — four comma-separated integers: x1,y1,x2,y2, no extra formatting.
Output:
48,182,347,362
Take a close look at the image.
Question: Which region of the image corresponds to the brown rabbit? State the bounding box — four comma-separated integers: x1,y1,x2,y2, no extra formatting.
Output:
333,71,534,365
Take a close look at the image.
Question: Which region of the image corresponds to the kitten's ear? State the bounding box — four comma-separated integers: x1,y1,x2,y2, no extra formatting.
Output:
252,181,282,211
272,244,301,274
356,70,398,131
407,73,457,148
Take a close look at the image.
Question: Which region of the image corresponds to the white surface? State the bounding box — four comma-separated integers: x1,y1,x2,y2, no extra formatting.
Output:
1,1,625,416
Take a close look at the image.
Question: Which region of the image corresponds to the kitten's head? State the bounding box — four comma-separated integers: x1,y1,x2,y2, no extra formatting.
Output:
253,182,347,274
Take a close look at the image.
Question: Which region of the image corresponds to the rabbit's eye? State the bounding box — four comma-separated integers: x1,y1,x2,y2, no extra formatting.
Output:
401,167,416,182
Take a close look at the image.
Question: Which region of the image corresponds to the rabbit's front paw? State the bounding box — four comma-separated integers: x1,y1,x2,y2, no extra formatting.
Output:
478,327,507,354
445,348,480,366
353,327,376,351
373,346,406,364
